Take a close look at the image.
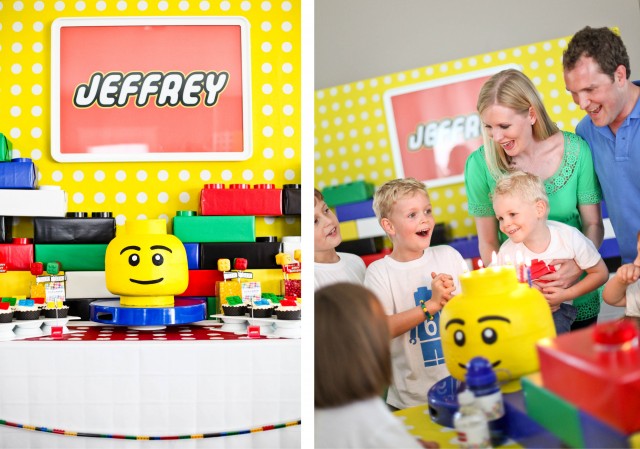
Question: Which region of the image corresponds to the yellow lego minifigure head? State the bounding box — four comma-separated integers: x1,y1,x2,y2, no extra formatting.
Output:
105,219,188,307
441,265,556,393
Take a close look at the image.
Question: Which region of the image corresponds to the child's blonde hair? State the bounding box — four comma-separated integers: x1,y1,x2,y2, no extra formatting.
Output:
315,283,391,408
493,171,549,209
372,178,429,222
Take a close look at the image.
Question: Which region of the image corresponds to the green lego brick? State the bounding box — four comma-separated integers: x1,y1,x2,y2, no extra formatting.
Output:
172,216,255,243
522,373,585,448
321,181,374,207
206,296,219,318
0,133,12,161
35,244,108,271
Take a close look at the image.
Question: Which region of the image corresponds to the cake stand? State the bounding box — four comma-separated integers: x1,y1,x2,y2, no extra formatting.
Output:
272,319,301,339
90,298,206,328
13,319,44,338
0,322,16,341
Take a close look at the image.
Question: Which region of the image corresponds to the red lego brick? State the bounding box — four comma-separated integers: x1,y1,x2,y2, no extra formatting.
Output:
181,270,224,297
537,319,640,434
360,249,391,267
0,238,34,271
199,183,283,216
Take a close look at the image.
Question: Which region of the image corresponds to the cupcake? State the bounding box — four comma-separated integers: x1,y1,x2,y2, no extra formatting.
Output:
14,305,42,321
275,298,301,320
222,296,247,316
248,299,275,318
0,308,13,323
43,305,69,319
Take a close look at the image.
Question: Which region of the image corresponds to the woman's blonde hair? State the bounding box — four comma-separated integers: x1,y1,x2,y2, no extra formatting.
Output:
315,283,391,408
372,177,429,222
493,170,549,211
477,69,559,179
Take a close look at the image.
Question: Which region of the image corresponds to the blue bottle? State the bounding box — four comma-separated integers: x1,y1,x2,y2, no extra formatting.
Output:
465,356,507,446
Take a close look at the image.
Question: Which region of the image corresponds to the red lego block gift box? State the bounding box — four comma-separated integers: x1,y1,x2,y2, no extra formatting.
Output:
537,319,640,434
200,183,282,216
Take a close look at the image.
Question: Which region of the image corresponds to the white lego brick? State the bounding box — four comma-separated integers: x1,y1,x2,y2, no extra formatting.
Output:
355,216,386,239
0,187,67,217
64,271,116,299
603,217,616,240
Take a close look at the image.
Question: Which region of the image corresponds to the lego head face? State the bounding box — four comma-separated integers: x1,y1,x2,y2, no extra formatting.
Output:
441,266,556,393
105,219,188,297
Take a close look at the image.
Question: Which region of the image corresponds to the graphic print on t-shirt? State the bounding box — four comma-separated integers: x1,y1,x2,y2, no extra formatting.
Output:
410,286,445,367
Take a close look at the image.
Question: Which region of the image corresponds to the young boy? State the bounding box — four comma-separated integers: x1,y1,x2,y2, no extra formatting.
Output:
492,171,609,334
314,188,366,290
602,231,640,317
364,178,466,410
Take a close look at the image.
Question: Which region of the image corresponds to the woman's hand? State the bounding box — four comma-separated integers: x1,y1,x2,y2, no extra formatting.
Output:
535,258,582,289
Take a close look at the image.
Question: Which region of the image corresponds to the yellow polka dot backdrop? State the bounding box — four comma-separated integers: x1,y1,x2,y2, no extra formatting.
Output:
0,0,301,239
314,35,585,239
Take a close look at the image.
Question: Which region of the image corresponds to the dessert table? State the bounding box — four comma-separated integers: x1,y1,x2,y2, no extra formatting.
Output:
0,322,301,448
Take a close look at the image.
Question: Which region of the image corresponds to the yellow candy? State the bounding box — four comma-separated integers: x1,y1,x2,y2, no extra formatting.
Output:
217,258,231,272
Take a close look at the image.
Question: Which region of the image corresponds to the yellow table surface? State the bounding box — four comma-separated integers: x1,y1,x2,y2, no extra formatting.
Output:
394,404,522,448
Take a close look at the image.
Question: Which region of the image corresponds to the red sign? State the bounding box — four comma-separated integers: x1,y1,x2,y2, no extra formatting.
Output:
51,17,251,162
383,65,518,187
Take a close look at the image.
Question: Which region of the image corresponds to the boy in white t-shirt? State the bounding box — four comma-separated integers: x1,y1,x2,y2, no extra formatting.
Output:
364,178,466,410
493,171,609,333
603,230,640,317
314,188,366,290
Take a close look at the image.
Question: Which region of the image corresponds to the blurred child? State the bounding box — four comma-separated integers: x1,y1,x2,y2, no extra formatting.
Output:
314,188,366,290
603,231,640,317
364,178,466,409
492,171,608,333
315,283,439,449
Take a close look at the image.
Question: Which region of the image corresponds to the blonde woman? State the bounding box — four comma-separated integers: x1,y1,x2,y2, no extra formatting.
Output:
464,69,604,330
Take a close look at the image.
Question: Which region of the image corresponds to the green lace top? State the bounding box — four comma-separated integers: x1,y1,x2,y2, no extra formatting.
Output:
464,131,603,321
465,131,602,239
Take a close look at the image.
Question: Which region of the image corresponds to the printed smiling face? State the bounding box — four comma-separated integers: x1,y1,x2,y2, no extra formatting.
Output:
440,266,556,393
105,219,188,297
481,104,534,157
382,190,434,260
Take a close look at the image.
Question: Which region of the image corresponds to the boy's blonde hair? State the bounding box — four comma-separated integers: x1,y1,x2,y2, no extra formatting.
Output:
372,178,429,222
315,283,391,408
493,171,549,210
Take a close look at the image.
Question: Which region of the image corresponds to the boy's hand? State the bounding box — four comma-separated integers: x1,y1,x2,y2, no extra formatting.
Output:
615,263,640,285
540,286,568,308
431,272,456,307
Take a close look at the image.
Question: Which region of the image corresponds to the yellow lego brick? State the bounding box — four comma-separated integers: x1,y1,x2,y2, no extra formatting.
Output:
216,280,242,305
0,271,35,297
630,432,640,449
339,220,358,241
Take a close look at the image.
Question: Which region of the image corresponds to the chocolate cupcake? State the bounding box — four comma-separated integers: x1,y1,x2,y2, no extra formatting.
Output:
13,306,42,321
0,309,13,323
43,306,69,319
275,299,301,320
222,303,247,316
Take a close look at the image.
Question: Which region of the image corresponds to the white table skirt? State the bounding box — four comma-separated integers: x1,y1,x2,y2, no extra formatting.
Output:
0,338,301,448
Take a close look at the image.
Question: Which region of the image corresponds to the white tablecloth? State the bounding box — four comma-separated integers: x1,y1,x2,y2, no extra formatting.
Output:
0,330,301,448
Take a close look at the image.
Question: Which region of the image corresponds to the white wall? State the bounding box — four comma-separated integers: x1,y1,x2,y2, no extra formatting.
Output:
315,0,640,89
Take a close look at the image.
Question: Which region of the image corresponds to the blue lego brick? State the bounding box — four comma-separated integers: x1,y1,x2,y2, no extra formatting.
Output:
0,158,37,189
183,243,200,270
601,200,609,219
600,238,620,259
335,199,375,222
580,408,630,449
449,236,481,259
504,389,563,448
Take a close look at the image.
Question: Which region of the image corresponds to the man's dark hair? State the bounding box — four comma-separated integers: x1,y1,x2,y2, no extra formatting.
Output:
563,26,630,81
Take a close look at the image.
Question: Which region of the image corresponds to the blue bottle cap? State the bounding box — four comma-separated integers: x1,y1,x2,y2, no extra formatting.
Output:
465,356,497,387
